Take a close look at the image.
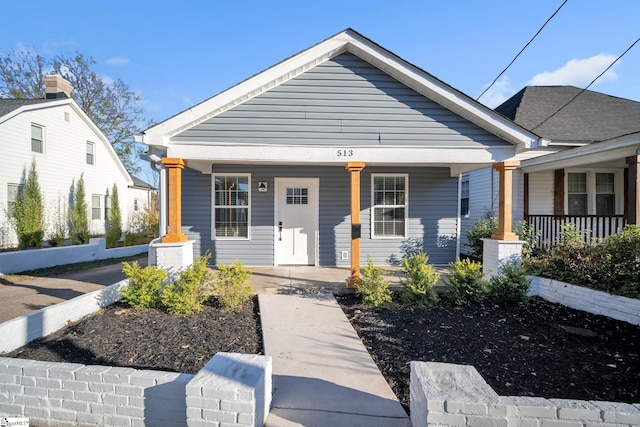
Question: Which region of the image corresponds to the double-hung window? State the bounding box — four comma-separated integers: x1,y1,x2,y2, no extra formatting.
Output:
86,142,95,165
567,171,618,215
460,176,470,217
31,124,44,153
371,174,407,238
567,173,587,215
92,195,102,220
213,174,250,239
595,173,615,215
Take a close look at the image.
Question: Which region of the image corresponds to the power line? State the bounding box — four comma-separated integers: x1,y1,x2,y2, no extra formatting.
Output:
476,0,569,102
531,36,640,131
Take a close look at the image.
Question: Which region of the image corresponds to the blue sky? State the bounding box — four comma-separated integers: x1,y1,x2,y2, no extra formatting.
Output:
1,0,639,176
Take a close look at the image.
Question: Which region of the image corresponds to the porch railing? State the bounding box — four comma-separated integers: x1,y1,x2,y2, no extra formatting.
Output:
526,215,627,250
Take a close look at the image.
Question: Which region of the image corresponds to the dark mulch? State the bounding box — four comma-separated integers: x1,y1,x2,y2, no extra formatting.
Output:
338,294,640,412
7,297,262,375
7,293,640,416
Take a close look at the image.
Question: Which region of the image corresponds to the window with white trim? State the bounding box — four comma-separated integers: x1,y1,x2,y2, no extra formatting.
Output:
86,141,95,165
371,174,407,238
105,195,112,220
566,171,619,216
460,176,470,217
134,198,140,211
213,175,250,239
31,123,44,153
7,183,23,216
91,194,102,220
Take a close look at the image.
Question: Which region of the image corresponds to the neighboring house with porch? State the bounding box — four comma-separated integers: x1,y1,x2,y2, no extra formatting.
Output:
460,86,640,252
140,29,543,279
0,75,154,248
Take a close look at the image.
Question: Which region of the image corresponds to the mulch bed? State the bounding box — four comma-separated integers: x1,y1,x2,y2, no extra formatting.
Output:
338,294,640,412
6,293,640,415
7,297,262,375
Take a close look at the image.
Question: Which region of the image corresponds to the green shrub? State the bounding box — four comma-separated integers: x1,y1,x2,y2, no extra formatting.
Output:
11,160,44,249
442,258,488,305
120,261,167,308
353,257,392,307
400,252,439,306
106,184,122,248
123,231,137,246
487,261,531,304
598,225,640,298
162,254,214,315
70,174,89,245
212,260,252,310
465,211,498,258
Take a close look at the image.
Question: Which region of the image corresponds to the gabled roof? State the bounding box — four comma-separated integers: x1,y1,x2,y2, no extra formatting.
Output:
496,86,640,142
0,98,54,117
129,175,155,191
142,28,539,151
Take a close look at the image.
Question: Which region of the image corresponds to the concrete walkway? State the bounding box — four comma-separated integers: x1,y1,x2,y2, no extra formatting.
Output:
259,293,410,426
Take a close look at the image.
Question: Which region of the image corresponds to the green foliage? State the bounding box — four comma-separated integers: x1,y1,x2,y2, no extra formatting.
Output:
70,174,89,245
120,261,167,308
442,258,488,305
11,160,44,249
212,260,253,310
105,184,122,248
528,224,640,299
353,257,392,307
0,49,145,174
400,252,439,306
513,220,541,258
487,261,531,304
162,255,214,315
465,211,498,258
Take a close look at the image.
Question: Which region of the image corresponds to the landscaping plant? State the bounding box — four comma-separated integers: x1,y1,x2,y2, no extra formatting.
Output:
465,211,498,258
120,261,167,308
46,195,68,247
400,251,439,306
70,174,89,245
11,159,44,249
487,260,531,304
212,260,253,310
353,257,392,307
162,254,214,314
442,258,488,305
105,184,122,248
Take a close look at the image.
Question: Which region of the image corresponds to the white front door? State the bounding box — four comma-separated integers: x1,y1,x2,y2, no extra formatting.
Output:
275,178,319,265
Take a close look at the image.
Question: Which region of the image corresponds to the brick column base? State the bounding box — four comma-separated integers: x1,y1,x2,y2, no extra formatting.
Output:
481,238,523,280
149,239,194,278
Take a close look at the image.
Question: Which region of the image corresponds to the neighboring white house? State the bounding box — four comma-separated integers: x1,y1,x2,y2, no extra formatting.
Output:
0,75,153,248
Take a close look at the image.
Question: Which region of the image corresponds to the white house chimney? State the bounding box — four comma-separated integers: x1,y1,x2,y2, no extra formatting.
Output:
43,75,73,99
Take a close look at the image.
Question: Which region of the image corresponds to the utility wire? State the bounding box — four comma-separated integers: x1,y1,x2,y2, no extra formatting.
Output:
476,0,569,102
531,36,640,131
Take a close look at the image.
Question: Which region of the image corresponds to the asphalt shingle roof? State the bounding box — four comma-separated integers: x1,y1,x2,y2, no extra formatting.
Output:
495,86,640,142
0,98,54,118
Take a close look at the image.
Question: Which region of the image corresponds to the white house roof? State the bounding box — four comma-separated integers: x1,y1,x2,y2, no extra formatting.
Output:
141,28,540,152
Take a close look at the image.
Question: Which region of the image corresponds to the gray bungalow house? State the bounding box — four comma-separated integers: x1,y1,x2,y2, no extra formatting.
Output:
140,29,542,279
460,86,640,252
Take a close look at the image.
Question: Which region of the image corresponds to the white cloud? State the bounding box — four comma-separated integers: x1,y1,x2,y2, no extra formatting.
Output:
528,54,618,86
477,76,514,108
105,56,130,66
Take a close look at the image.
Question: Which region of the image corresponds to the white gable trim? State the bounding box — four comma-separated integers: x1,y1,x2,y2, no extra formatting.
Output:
142,29,540,151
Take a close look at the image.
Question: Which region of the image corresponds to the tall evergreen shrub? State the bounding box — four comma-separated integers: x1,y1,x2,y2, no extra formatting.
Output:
106,184,122,248
70,174,89,244
11,159,44,249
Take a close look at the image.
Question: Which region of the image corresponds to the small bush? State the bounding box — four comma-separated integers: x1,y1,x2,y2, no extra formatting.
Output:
162,254,214,315
465,211,498,258
400,252,439,306
353,257,392,307
120,261,167,308
212,260,252,310
487,261,531,304
442,258,488,305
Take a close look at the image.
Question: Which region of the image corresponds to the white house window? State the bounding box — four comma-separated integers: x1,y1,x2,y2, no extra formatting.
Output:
595,173,615,215
7,183,23,216
86,142,95,165
213,175,250,239
92,194,102,220
372,174,407,238
134,198,140,211
31,124,44,153
567,173,587,215
105,195,112,220
286,188,308,205
460,176,470,217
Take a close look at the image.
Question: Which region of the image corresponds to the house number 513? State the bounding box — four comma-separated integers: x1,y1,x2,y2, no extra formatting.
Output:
336,149,354,157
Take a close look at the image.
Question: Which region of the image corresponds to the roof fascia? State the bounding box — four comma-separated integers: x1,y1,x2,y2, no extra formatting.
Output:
142,29,540,150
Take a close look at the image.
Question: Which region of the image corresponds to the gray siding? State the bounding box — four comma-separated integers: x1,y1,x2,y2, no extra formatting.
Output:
181,164,457,267
174,53,510,149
